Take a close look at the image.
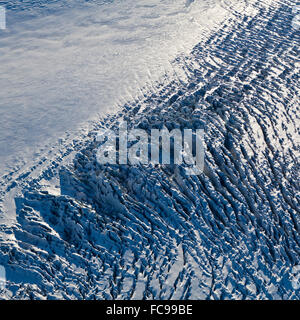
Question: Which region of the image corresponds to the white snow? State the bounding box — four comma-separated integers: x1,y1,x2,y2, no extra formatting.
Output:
0,0,232,176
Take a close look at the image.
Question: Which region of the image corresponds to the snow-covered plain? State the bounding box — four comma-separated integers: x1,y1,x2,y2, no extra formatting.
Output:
0,0,232,176
0,0,299,300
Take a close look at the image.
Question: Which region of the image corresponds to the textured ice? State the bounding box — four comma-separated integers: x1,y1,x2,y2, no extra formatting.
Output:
0,0,299,300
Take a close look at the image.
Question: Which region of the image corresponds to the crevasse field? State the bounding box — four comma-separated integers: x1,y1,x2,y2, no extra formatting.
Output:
0,0,299,300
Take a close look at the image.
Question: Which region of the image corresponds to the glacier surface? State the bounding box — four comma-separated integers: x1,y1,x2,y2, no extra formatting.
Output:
0,0,299,300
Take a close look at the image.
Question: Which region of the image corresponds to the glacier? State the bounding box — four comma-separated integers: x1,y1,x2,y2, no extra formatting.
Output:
0,0,299,300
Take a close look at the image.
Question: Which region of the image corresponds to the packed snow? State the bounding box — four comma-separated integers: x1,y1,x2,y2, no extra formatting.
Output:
0,0,299,300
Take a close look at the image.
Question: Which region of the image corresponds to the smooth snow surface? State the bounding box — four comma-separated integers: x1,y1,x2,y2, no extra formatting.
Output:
0,0,233,175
